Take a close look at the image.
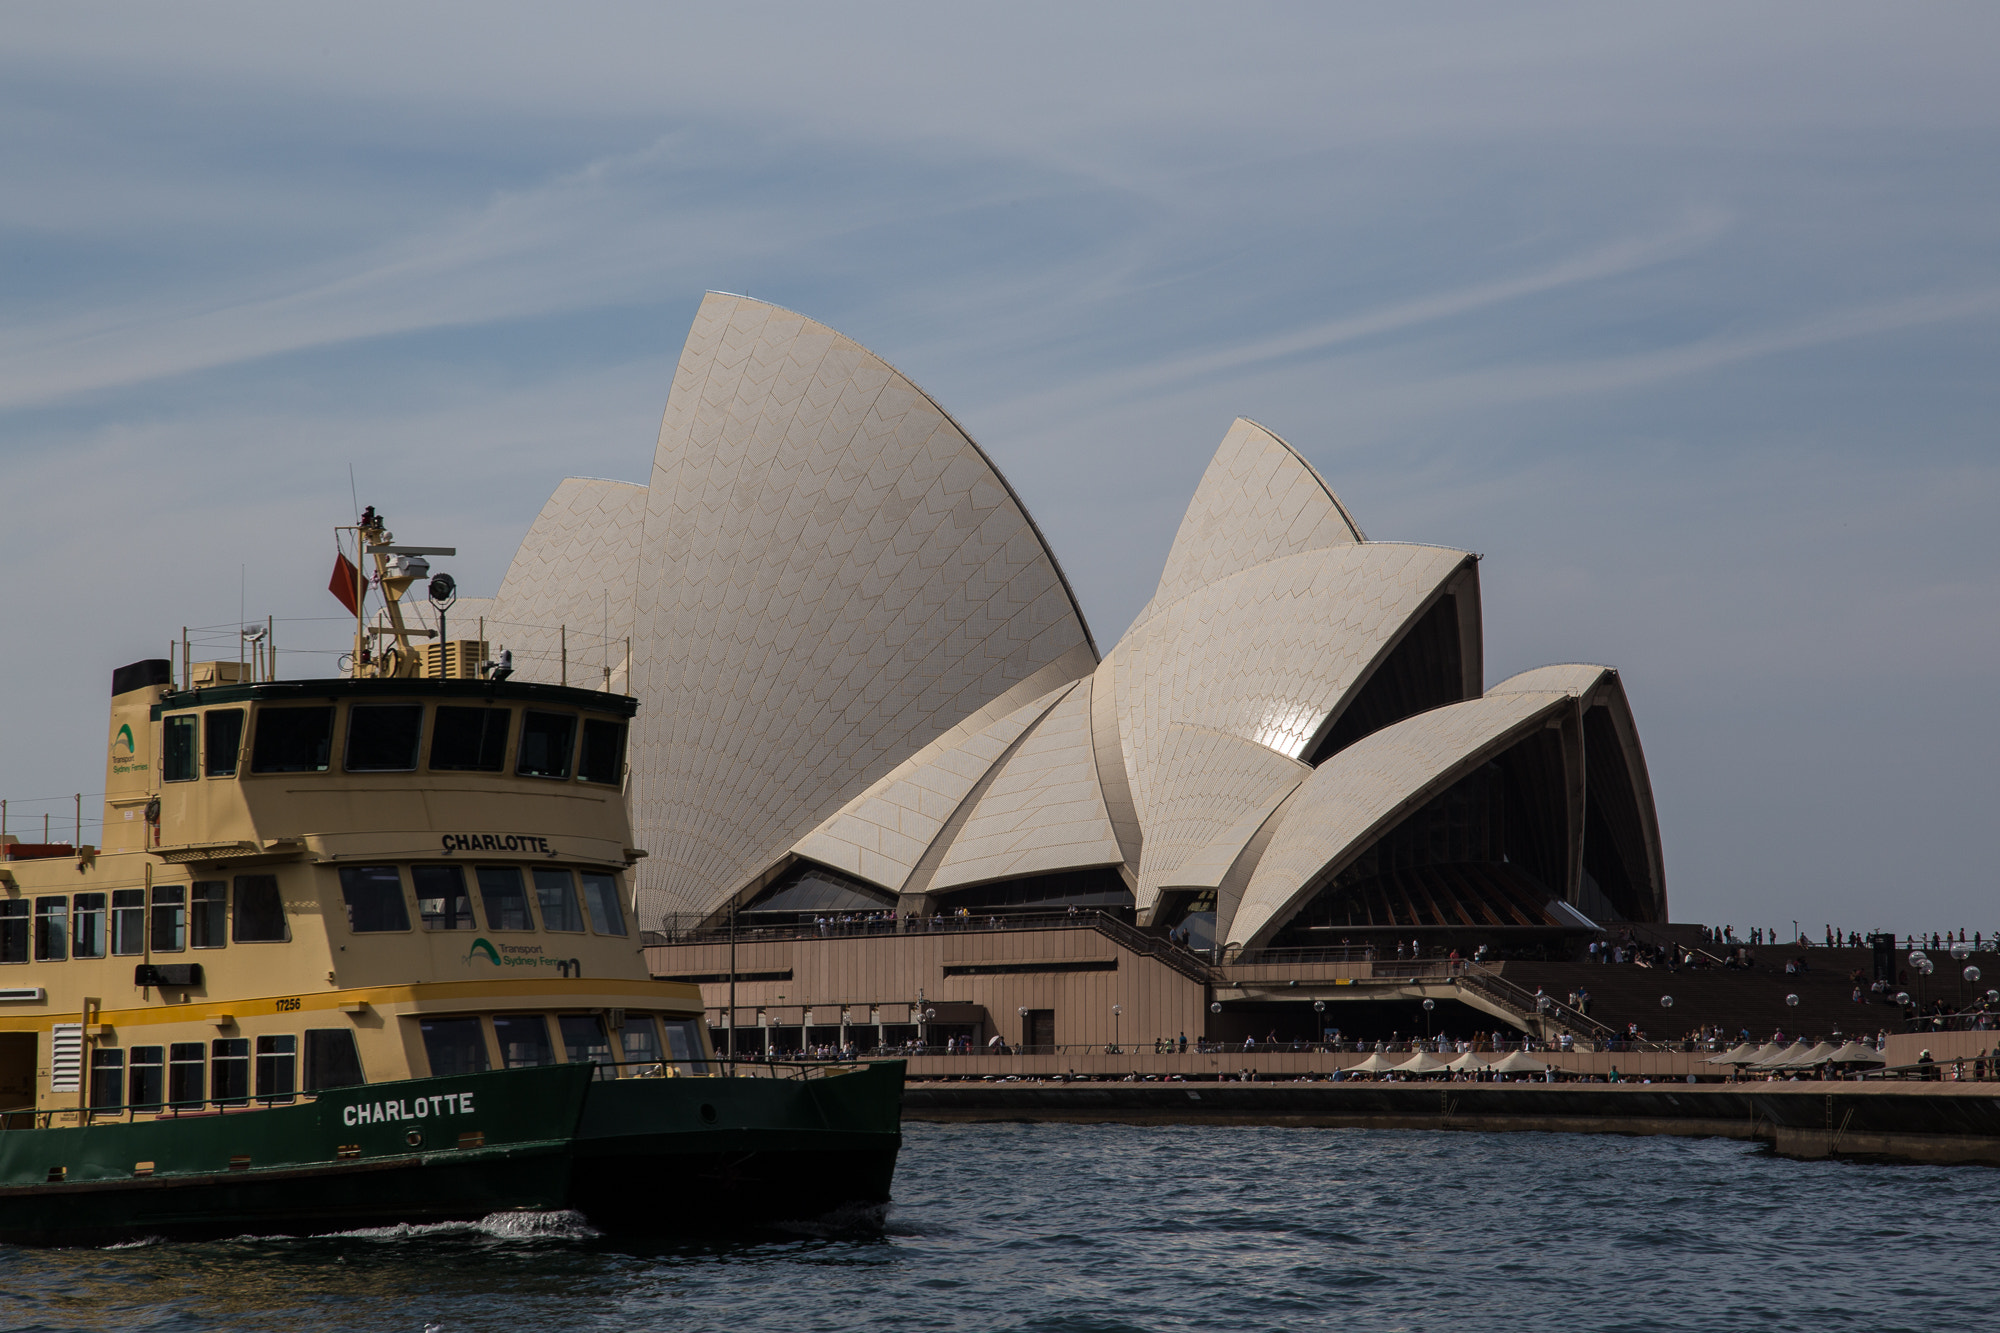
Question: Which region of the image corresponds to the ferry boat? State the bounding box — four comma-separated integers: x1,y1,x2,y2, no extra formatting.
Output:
0,512,903,1246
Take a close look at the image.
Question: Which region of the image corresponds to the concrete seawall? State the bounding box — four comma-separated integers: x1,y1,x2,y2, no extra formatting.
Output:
901,1082,2000,1167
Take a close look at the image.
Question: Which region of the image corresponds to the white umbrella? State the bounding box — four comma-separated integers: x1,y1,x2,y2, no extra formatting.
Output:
1447,1050,1490,1072
1704,1042,1758,1065
1738,1042,1786,1066
1394,1050,1449,1075
1488,1049,1556,1075
1347,1050,1400,1074
1778,1041,1838,1068
1754,1042,1810,1068
1826,1041,1886,1065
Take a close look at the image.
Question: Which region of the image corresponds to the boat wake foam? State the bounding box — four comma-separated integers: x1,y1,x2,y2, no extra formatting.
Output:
330,1210,601,1242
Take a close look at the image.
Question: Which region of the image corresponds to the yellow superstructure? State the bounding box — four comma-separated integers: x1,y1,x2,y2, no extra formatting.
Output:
1,656,706,1124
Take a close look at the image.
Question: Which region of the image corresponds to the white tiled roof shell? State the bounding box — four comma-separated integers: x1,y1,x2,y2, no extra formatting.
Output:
629,293,1097,920
1227,689,1574,950
790,682,1073,894
1133,417,1364,628
1114,542,1474,917
477,477,650,691
931,673,1124,890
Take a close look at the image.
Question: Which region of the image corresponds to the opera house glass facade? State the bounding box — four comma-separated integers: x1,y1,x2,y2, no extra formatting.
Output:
459,293,1666,967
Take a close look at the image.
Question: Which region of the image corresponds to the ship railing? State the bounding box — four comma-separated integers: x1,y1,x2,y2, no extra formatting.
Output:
2,1093,325,1129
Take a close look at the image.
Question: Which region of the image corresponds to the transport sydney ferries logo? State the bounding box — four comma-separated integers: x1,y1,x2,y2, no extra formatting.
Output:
466,936,584,977
110,723,146,775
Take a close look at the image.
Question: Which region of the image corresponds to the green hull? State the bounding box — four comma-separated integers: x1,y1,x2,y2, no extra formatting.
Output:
0,1061,904,1246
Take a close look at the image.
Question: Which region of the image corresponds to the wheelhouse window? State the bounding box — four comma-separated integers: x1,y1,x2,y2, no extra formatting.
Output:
33,897,67,961
337,866,410,933
89,1049,124,1111
475,866,534,931
304,1029,364,1091
431,706,510,772
231,875,288,942
72,893,107,958
111,889,146,955
255,1035,297,1100
210,1038,250,1104
533,869,585,933
190,881,227,948
577,718,627,786
0,902,26,964
204,708,244,777
579,872,627,936
150,885,186,952
419,1016,489,1076
516,710,577,780
620,1015,662,1070
493,1014,555,1068
661,1017,709,1075
558,1014,614,1078
345,704,423,772
129,1046,164,1110
250,706,334,774
413,864,477,931
168,1042,205,1108
162,715,197,782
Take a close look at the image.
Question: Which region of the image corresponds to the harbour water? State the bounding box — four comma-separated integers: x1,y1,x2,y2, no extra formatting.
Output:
4,1122,1994,1332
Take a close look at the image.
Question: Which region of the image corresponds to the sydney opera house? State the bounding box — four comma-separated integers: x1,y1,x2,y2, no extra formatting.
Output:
456,293,1668,1052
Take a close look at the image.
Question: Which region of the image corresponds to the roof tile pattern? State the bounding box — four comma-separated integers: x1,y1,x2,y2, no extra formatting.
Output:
479,477,650,691
790,682,1072,894
629,294,1096,918
1227,690,1572,949
932,674,1124,890
1135,417,1364,627
1113,542,1473,914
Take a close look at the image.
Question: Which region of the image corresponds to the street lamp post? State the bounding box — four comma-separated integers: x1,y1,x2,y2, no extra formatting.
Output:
1112,1004,1123,1055
1209,1000,1222,1072
1019,1005,1030,1055
1422,997,1435,1046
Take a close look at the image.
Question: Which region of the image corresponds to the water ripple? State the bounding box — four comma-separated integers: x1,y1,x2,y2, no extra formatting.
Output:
0,1124,1994,1332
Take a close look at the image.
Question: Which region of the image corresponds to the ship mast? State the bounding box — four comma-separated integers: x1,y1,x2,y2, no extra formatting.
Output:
342,506,456,679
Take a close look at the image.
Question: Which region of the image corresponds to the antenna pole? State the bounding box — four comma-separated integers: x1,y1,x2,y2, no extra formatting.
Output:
560,625,567,687
267,615,276,682
74,794,81,847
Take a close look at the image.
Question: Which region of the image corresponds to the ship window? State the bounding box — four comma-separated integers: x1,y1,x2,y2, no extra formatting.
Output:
255,1035,297,1101
413,865,476,931
210,1038,250,1104
71,894,107,959
475,867,533,931
516,711,577,780
619,1015,662,1072
33,897,67,961
532,869,585,933
577,719,627,786
579,872,627,936
338,866,410,933
129,1046,164,1110
150,885,185,953
204,709,244,778
111,889,146,955
89,1049,124,1111
168,1042,204,1108
190,881,227,949
431,706,510,772
303,1029,364,1091
231,875,288,943
250,706,334,774
345,705,423,773
162,715,197,783
493,1014,556,1068
557,1014,613,1078
0,901,25,964
419,1017,490,1077
662,1017,709,1075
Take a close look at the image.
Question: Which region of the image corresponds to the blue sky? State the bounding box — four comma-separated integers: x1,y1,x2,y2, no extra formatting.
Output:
3,4,1996,936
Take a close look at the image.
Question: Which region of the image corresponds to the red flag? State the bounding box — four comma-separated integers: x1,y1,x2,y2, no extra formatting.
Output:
329,553,365,615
